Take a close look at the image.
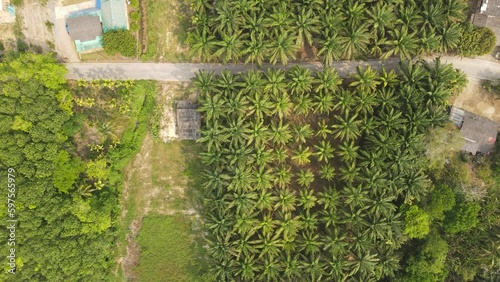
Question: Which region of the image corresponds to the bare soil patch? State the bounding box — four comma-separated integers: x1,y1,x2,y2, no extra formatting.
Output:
450,78,500,123
18,0,56,53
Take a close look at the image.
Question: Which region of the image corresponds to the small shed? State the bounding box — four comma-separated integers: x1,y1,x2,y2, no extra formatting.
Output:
176,100,201,140
101,0,128,31
450,107,499,155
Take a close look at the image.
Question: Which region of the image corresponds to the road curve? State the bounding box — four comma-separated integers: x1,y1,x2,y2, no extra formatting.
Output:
63,56,499,81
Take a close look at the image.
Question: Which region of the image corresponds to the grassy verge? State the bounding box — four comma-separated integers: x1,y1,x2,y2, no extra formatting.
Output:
134,214,207,282
141,0,192,62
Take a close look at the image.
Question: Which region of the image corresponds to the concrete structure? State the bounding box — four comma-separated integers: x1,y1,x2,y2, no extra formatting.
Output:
175,101,201,140
472,0,500,46
450,107,499,155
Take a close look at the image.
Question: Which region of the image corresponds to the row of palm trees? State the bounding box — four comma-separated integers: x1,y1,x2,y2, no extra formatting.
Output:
194,59,466,281
188,0,468,64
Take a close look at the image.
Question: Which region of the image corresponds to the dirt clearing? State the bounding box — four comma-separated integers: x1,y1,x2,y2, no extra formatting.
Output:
18,0,56,53
450,78,500,123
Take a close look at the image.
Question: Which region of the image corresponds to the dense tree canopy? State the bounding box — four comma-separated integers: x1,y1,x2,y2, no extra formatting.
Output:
188,0,470,64
194,59,467,281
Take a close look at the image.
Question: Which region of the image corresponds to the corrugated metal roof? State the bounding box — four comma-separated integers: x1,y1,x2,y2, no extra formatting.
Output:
176,101,201,140
67,15,103,42
451,107,499,154
101,0,128,31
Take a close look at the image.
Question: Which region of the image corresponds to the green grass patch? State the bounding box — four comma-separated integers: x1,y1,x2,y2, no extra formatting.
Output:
141,0,192,61
134,215,206,282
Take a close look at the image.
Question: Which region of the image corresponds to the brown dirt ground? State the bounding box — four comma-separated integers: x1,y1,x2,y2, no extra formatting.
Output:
18,0,56,53
449,78,500,123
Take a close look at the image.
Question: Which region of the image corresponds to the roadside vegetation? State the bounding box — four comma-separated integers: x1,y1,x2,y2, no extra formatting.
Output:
103,30,138,58
0,52,155,281
187,0,494,65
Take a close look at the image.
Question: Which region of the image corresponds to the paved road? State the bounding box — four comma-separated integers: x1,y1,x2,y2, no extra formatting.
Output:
64,56,500,81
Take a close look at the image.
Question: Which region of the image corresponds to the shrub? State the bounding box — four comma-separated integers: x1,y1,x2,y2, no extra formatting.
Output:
130,22,140,32
130,11,140,21
130,0,139,8
457,23,496,57
404,205,431,239
103,29,137,57
444,202,481,234
0,41,4,51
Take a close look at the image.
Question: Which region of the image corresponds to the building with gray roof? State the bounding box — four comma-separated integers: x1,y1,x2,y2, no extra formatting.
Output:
472,0,500,46
450,107,499,155
67,15,103,42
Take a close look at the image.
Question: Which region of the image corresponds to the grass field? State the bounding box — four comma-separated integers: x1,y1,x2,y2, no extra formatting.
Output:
134,215,207,282
141,0,192,62
114,83,207,281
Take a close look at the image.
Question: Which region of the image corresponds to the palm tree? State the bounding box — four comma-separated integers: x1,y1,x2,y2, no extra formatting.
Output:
343,0,366,28
366,2,396,37
299,230,322,256
276,211,302,240
349,65,380,93
244,33,266,66
216,68,241,96
264,2,294,34
347,251,379,277
255,188,277,212
270,120,292,146
375,107,405,133
334,89,356,116
77,183,97,197
188,29,217,62
319,164,335,181
292,145,313,166
294,93,314,116
376,88,399,111
379,68,399,88
438,23,462,53
339,160,360,184
314,67,342,93
270,92,293,120
294,7,320,47
332,113,362,142
314,139,335,163
254,147,273,167
243,11,265,36
288,66,314,95
193,70,216,97
259,255,282,281
198,121,229,152
259,214,279,237
443,0,467,23
213,4,242,35
299,189,317,210
283,254,302,280
337,140,359,163
418,28,442,56
396,5,422,30
275,166,292,189
248,92,273,120
315,119,333,139
246,120,270,147
215,31,246,63
234,254,261,281
293,124,313,144
313,91,335,114
254,166,275,191
317,31,342,66
226,190,257,215
339,24,370,60
266,31,299,65
297,169,315,187
240,69,264,95
264,68,287,95
382,26,418,60
354,90,377,116
318,186,340,210
227,164,254,192
233,213,260,236
421,2,444,30
342,184,370,209
274,188,297,213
